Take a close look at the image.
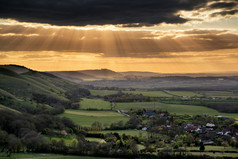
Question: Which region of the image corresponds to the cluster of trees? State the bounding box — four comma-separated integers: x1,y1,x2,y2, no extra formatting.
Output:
104,92,154,102
205,103,238,113
0,109,140,157
0,110,80,155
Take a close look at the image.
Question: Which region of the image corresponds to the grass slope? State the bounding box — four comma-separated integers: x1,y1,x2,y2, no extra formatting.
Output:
0,104,20,113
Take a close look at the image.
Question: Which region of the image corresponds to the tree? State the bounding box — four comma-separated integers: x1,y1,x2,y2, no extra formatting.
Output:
91,122,102,131
126,116,141,129
200,142,205,152
185,134,194,146
8,135,22,153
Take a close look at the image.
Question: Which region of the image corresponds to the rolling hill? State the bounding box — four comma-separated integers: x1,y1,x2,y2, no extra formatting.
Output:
0,65,90,114
50,69,124,82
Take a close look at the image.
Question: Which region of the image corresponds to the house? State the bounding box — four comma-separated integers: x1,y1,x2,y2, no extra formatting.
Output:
61,130,68,136
217,131,223,135
206,123,215,128
200,139,214,145
144,112,157,116
224,131,231,136
142,127,147,131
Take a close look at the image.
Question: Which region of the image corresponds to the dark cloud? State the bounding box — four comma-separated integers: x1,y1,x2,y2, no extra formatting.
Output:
208,0,238,17
0,0,210,26
209,2,237,9
211,9,238,17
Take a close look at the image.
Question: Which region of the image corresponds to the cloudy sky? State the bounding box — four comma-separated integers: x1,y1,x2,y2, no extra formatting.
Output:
0,0,238,73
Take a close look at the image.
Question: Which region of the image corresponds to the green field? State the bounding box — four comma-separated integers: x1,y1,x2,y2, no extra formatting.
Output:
85,137,105,142
91,129,148,137
116,102,238,117
123,90,172,97
200,91,238,98
0,153,115,159
49,136,75,146
189,152,238,158
187,146,238,152
59,110,129,127
90,89,118,96
80,98,111,110
91,89,203,98
166,91,202,97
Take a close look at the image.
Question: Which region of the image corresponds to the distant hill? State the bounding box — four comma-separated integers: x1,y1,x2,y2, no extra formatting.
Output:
80,69,122,78
120,71,161,78
48,68,238,84
80,75,238,90
50,71,91,83
0,64,31,74
49,69,124,82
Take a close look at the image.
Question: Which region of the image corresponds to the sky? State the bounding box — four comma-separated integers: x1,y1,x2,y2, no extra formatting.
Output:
0,0,238,73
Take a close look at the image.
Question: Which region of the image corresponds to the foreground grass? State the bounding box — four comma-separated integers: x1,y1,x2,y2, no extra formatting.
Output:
80,98,111,110
0,153,115,159
58,110,129,127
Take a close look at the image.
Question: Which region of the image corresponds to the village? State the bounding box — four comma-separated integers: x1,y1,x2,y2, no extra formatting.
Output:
121,108,238,153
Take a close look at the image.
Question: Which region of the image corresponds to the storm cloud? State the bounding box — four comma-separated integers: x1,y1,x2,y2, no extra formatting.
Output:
0,0,212,26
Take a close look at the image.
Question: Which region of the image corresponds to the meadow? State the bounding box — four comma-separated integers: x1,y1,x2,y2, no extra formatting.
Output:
91,89,203,98
115,102,238,117
58,109,129,127
79,98,111,110
165,91,203,97
91,129,148,137
199,91,238,98
186,146,238,152
123,90,172,97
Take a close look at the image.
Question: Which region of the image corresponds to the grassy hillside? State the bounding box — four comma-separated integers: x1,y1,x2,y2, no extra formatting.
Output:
0,65,90,114
0,104,21,113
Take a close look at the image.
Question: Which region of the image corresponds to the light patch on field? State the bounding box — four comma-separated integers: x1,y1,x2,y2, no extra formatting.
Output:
59,109,129,127
80,98,111,110
65,110,122,117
